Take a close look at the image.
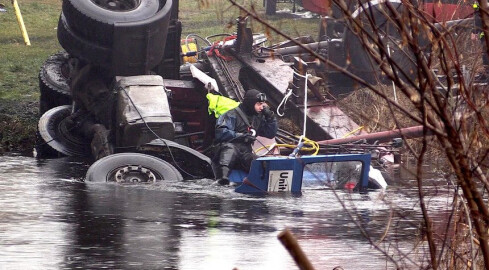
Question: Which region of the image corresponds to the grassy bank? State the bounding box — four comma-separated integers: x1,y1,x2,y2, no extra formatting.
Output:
179,0,320,42
0,0,62,154
0,0,319,154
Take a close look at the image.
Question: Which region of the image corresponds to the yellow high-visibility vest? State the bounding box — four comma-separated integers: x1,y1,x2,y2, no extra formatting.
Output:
206,93,240,118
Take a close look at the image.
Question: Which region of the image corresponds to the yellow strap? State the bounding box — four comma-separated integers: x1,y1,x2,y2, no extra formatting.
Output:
259,136,320,156
341,126,364,138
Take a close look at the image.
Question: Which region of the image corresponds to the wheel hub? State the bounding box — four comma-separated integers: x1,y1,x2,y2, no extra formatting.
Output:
114,165,157,183
91,0,139,11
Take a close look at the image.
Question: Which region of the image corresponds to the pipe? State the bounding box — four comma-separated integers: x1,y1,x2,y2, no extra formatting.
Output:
318,125,429,145
274,41,330,55
12,0,30,46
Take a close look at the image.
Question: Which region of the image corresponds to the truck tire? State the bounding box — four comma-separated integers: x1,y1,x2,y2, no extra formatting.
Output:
265,0,277,15
57,13,112,69
85,153,184,182
58,0,172,76
62,0,166,46
39,51,72,115
38,105,91,157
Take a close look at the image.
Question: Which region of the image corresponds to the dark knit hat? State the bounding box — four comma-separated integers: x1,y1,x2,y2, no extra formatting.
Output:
241,89,266,115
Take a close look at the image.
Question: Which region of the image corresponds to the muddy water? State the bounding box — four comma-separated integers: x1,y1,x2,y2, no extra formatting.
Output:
0,154,452,269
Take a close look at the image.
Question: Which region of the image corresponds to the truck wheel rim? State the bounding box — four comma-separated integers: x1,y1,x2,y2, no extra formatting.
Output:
90,0,140,11
112,165,158,183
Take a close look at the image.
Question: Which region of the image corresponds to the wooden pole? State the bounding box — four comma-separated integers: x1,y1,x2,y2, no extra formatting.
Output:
277,228,315,270
11,0,30,46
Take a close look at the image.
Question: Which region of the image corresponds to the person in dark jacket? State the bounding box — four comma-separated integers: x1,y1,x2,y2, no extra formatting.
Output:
213,89,278,185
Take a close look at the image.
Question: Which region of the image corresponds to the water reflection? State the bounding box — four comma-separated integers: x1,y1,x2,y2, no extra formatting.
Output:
0,154,453,269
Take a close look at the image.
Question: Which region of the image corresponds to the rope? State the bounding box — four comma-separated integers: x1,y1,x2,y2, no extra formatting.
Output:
289,71,311,157
276,87,294,117
255,136,319,156
272,70,323,157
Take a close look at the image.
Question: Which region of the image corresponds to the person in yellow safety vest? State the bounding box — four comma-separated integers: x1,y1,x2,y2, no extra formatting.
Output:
473,1,489,80
212,89,278,186
206,93,240,118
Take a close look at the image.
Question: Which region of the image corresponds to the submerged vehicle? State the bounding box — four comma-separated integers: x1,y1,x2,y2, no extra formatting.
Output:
233,153,375,194
39,0,468,192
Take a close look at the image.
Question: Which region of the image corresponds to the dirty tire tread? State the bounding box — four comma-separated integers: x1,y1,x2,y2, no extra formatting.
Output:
62,0,162,47
62,0,113,46
39,51,71,96
86,153,184,182
57,14,112,69
38,51,72,114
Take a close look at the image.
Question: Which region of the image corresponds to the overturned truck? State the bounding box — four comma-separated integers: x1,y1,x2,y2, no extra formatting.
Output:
36,0,471,190
37,0,216,181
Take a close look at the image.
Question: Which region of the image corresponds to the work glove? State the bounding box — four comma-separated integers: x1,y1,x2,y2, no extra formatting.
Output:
244,128,257,143
262,105,275,121
243,133,257,143
236,130,256,143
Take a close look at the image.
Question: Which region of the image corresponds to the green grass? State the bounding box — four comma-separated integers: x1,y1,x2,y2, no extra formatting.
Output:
0,0,63,101
180,0,320,44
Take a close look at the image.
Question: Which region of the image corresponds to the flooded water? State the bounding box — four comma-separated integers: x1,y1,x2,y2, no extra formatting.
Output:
0,154,453,269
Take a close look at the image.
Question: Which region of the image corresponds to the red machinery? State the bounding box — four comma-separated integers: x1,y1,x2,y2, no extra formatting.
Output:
299,0,473,23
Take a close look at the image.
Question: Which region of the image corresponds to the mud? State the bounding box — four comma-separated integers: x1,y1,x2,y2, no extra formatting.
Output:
0,99,39,155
